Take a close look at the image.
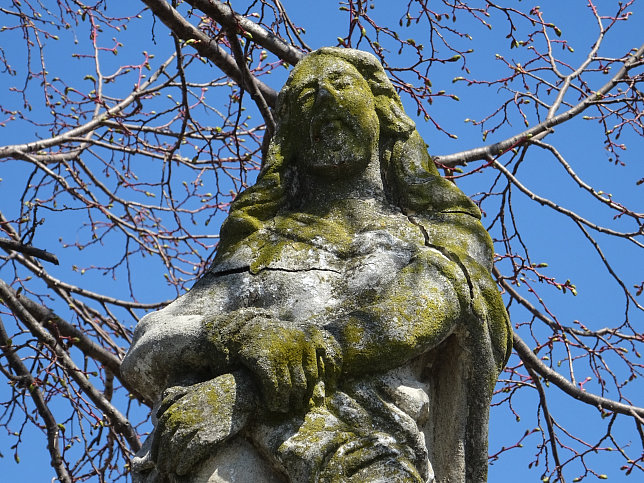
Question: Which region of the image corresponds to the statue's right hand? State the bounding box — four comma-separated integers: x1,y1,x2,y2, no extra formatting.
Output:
235,321,342,413
151,371,256,477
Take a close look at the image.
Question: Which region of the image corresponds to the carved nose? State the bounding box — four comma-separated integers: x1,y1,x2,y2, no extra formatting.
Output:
317,86,333,102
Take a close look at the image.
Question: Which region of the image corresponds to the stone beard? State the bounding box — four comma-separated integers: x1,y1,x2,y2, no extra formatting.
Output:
122,47,512,483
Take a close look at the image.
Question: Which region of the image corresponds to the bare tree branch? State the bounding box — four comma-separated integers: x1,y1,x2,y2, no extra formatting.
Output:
0,280,142,451
493,267,638,342
223,21,276,133
0,283,153,407
0,317,72,483
513,332,644,419
0,54,178,159
186,0,305,65
0,2,640,479
0,238,59,265
490,158,643,246
434,43,644,167
524,363,564,482
139,0,278,106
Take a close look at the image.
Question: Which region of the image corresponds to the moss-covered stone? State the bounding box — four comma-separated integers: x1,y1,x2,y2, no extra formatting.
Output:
122,47,512,483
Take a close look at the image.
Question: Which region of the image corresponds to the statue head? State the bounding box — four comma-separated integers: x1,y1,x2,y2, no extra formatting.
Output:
216,47,454,257
271,48,415,179
281,53,378,177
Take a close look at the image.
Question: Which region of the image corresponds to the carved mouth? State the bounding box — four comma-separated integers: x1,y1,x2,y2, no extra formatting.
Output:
310,118,344,145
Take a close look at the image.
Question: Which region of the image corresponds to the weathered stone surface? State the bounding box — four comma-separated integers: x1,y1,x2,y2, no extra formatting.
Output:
121,47,512,483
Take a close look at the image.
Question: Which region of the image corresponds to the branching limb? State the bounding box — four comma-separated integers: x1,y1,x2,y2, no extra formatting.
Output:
434,43,644,167
0,238,59,265
512,332,644,419
493,267,638,341
0,282,153,407
272,0,312,52
0,317,72,483
224,21,276,133
0,212,169,312
138,0,278,106
540,3,605,120
531,140,643,220
573,221,644,312
0,54,177,159
490,158,643,246
0,280,142,451
524,363,564,481
186,0,305,65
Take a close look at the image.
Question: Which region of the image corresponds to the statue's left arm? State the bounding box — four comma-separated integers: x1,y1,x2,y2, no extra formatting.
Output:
321,237,511,380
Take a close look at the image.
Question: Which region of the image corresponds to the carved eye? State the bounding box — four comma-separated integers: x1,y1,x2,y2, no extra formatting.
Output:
332,77,354,90
297,88,315,104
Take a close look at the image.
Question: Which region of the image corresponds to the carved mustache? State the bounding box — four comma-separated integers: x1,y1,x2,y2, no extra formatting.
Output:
309,112,357,146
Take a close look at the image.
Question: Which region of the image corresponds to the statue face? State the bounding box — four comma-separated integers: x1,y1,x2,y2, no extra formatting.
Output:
286,56,379,177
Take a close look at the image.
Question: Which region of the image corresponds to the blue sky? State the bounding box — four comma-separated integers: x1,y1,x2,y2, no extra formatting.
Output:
1,1,642,481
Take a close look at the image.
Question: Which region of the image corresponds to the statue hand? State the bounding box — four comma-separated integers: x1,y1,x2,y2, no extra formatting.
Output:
235,321,341,413
151,371,256,477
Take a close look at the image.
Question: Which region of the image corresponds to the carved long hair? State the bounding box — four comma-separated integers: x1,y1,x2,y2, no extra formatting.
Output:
215,48,443,258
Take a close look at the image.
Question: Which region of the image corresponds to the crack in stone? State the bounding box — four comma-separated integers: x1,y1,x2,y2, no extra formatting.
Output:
263,266,342,275
211,266,251,278
439,210,480,220
406,214,475,300
212,264,342,277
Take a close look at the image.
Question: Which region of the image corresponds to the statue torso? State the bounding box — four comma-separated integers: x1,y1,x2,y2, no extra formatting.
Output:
208,198,425,322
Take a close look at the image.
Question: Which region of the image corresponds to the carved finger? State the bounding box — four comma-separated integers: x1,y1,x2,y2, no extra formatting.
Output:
251,356,283,413
337,436,398,477
150,410,174,464
158,426,199,474
151,420,180,473
302,344,320,389
157,385,190,418
321,336,343,385
289,361,308,410
175,431,212,476
316,352,326,379
272,361,292,412
326,349,341,382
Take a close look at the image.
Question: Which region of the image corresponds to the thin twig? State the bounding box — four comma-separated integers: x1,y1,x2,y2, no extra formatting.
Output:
0,238,59,265
0,280,142,451
434,42,644,166
524,363,565,482
139,0,278,106
0,317,72,483
513,332,644,419
186,0,305,64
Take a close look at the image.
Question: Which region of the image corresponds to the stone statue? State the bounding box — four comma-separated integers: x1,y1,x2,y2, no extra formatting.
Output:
121,47,512,483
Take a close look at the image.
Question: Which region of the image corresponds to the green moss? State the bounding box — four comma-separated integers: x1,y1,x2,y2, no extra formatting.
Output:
340,322,364,349
284,53,377,138
228,199,412,273
162,399,204,430
215,170,284,257
212,42,510,407
161,375,239,433
140,47,514,483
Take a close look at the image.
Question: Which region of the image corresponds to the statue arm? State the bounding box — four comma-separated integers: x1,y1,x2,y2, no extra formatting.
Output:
121,310,224,402
123,300,339,413
325,249,472,378
323,244,512,378
209,313,341,413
